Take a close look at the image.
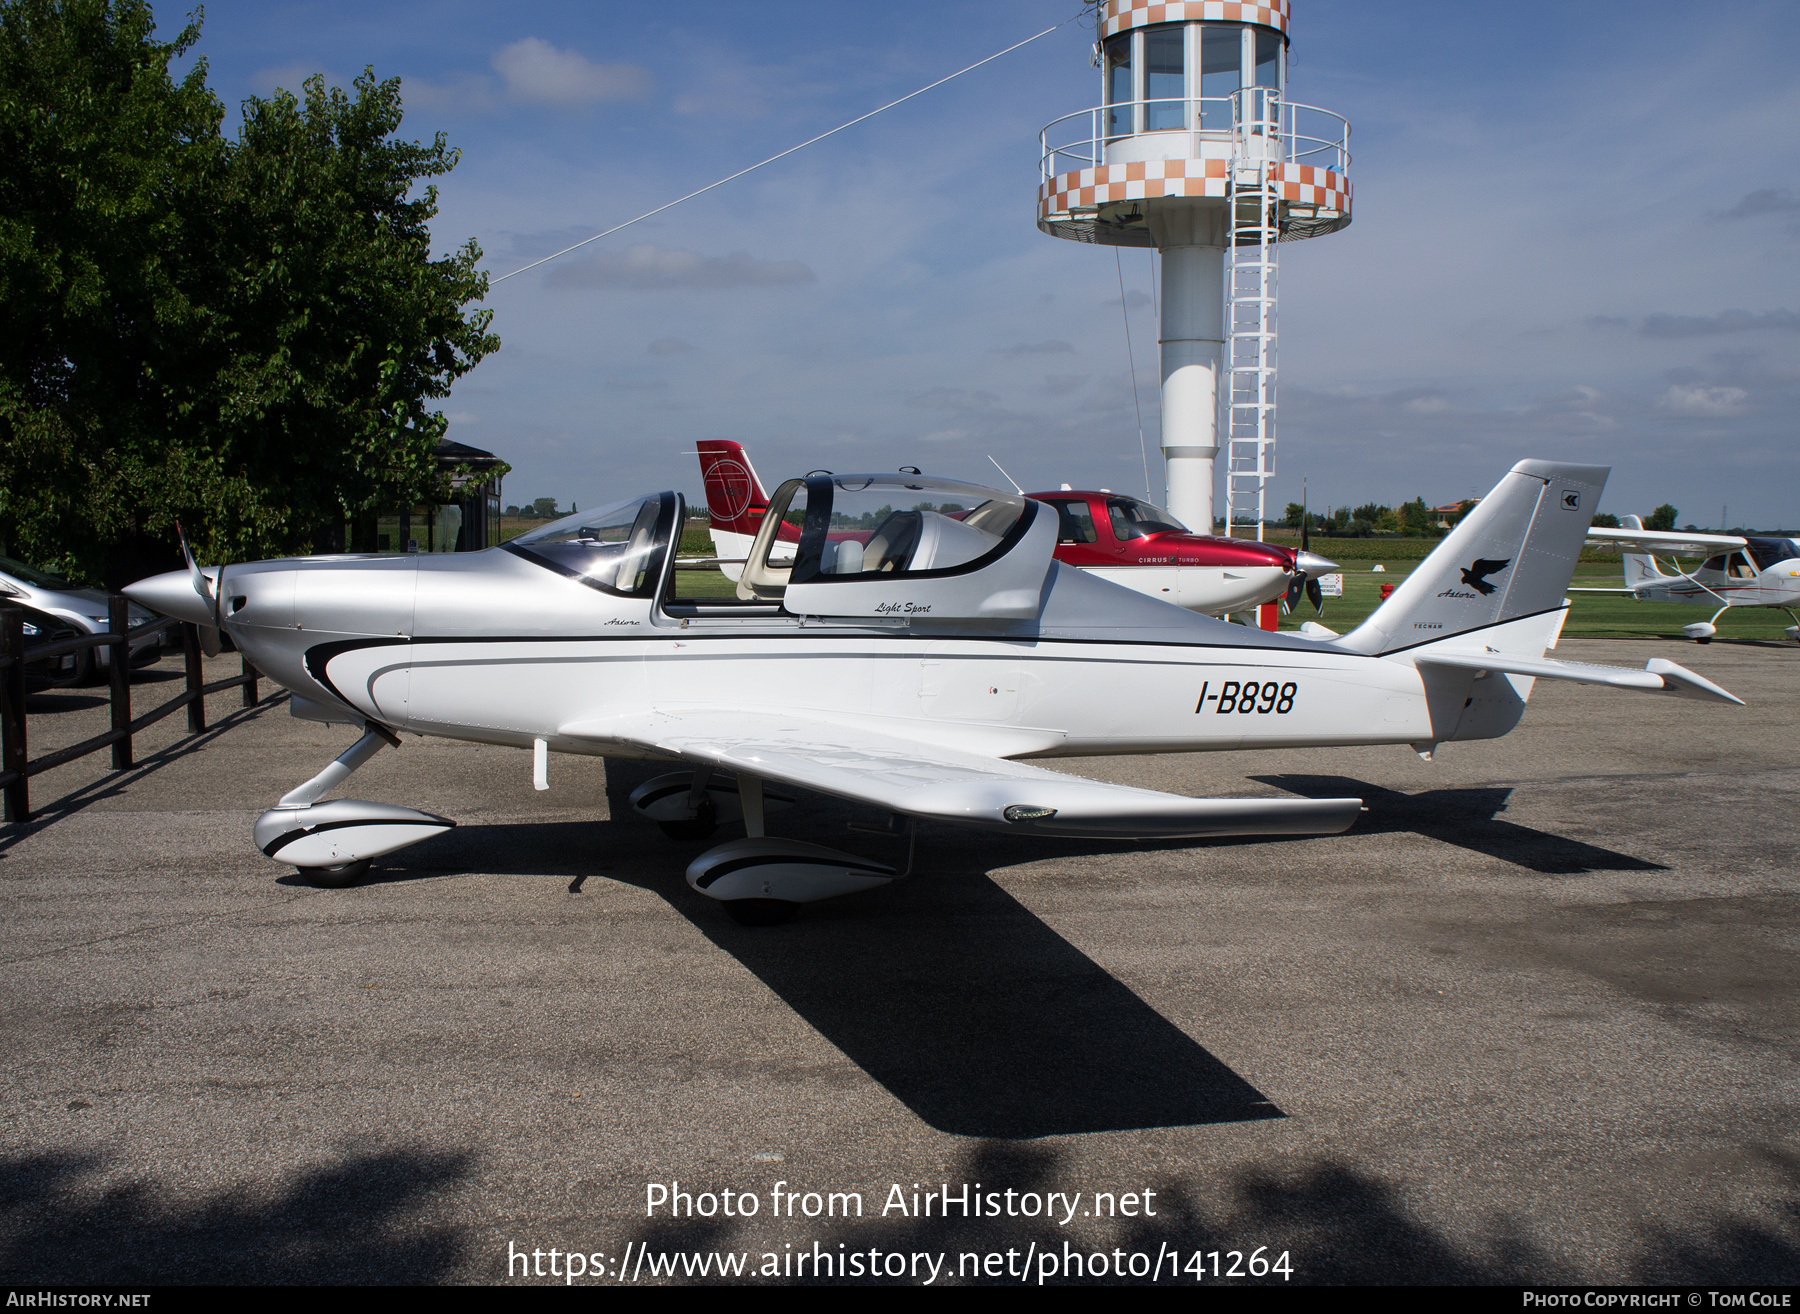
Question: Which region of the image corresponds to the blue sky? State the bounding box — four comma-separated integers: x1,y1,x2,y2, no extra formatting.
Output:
181,1,1800,528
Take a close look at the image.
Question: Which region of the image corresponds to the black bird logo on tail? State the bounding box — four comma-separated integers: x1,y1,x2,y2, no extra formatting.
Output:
1460,558,1512,595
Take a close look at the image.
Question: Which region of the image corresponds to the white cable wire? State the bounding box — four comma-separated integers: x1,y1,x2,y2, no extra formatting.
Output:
1116,248,1151,504
492,15,1082,285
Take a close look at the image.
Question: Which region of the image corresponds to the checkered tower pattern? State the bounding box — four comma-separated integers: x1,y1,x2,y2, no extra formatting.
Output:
1039,160,1350,227
1100,0,1290,40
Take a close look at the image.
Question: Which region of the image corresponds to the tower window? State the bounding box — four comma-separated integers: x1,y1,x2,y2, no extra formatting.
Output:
1200,27,1242,129
1145,28,1184,131
1255,28,1283,90
1105,34,1132,138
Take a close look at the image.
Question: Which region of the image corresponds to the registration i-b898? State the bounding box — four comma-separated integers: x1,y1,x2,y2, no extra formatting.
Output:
1195,679,1298,716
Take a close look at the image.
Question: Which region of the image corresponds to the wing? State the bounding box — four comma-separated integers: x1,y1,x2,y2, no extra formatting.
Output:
560,708,1362,840
1585,527,1746,554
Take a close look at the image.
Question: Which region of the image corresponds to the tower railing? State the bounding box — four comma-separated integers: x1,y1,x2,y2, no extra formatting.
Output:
1038,97,1350,185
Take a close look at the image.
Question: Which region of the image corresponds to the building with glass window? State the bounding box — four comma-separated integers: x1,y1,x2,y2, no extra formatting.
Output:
1038,0,1351,538
345,438,507,555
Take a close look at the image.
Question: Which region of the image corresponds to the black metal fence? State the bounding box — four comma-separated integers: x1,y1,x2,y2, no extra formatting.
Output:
0,596,261,823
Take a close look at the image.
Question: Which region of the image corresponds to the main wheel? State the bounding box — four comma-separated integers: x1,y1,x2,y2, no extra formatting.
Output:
723,898,798,927
656,792,716,841
302,859,371,888
1695,636,1713,645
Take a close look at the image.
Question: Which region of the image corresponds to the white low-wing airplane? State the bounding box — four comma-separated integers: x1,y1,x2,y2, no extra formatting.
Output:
127,459,1740,924
1577,516,1800,644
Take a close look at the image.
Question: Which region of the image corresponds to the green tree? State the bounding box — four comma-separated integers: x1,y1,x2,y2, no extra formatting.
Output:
531,497,560,519
0,2,499,580
1283,502,1305,527
0,0,224,578
1590,512,1620,529
1645,503,1679,532
1397,497,1432,535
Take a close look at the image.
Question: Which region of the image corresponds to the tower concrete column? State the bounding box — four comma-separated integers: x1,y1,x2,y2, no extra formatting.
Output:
1149,200,1227,533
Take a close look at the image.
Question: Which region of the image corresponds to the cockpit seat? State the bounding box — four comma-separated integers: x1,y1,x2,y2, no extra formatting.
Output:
861,511,922,573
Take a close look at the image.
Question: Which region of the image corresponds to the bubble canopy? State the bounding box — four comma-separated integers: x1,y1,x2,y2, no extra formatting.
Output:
765,474,1035,586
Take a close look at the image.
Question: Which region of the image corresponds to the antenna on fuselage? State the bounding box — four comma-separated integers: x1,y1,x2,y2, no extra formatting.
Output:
987,455,1026,495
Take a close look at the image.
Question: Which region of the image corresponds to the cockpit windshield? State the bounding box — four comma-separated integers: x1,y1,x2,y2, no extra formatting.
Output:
507,493,677,597
1106,497,1187,540
1746,538,1800,571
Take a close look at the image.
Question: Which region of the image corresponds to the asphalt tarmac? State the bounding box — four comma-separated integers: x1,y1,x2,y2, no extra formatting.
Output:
1,638,1795,1285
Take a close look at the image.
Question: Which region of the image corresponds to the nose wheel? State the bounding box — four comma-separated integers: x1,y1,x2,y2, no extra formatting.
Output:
302,859,372,888
723,898,799,926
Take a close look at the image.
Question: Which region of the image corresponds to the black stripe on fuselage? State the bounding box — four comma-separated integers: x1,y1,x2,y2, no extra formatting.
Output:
303,603,1574,706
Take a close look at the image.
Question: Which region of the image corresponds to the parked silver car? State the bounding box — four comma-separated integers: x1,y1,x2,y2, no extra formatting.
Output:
0,556,163,682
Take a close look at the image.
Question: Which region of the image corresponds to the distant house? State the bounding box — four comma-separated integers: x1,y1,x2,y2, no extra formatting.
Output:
1432,497,1479,529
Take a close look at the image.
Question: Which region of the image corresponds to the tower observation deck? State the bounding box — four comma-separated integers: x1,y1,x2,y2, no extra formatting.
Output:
1037,0,1351,538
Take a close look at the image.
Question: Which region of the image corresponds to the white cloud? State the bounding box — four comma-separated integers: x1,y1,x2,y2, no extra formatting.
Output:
404,73,499,114
250,63,345,97
491,38,650,109
1658,384,1750,417
1638,309,1800,338
550,244,815,292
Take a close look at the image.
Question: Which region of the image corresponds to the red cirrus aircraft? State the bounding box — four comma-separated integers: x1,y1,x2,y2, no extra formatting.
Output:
695,441,1336,617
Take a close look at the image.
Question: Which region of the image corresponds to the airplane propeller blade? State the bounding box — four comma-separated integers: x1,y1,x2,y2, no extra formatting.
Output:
1306,576,1323,615
176,521,224,657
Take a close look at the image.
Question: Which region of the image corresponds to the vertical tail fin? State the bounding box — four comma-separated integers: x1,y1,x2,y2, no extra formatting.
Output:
1616,515,1666,587
1336,459,1609,656
696,440,771,537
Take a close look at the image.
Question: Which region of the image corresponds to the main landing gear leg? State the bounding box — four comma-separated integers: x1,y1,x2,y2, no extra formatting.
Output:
739,773,765,839
1783,609,1800,645
253,723,453,888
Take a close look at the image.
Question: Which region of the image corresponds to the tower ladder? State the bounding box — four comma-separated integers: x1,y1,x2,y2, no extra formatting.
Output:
1223,93,1281,541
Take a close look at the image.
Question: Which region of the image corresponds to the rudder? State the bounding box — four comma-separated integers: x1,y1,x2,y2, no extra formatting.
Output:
1337,459,1608,656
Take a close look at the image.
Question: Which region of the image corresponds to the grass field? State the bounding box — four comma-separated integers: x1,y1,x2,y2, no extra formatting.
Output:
1279,561,1798,643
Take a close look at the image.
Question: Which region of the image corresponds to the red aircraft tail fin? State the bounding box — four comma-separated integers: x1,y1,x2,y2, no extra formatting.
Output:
696,440,770,537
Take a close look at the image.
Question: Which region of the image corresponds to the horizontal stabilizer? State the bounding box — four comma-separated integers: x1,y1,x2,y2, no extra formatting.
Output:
1414,650,1743,705
562,708,1363,840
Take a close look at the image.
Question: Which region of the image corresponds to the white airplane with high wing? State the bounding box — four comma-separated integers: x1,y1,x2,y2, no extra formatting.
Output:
1577,517,1800,643
127,458,1740,925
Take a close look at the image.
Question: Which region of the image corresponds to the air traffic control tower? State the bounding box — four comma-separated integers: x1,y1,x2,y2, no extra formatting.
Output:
1038,1,1351,536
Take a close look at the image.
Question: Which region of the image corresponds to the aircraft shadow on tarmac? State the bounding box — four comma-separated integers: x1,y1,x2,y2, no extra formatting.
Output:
1251,775,1667,875
366,762,1286,1141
